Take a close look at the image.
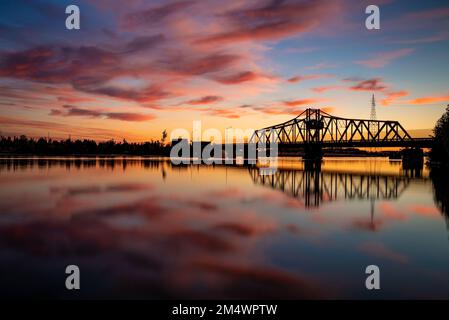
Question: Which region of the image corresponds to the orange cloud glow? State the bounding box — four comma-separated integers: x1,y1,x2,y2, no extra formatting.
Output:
381,90,409,106
407,95,449,105
283,99,321,107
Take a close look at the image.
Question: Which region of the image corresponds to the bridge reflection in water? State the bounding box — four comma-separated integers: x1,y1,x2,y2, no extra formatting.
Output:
249,166,411,208
247,160,429,230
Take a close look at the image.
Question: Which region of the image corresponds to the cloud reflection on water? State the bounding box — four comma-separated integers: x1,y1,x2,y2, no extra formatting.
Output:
0,157,448,298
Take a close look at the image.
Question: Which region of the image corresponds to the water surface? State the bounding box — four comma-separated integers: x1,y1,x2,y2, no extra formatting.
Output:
0,157,448,299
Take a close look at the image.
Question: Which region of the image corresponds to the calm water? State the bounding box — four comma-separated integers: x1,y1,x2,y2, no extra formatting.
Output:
0,157,448,299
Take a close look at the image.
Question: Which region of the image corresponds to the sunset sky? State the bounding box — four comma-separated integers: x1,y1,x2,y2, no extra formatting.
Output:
1,0,449,141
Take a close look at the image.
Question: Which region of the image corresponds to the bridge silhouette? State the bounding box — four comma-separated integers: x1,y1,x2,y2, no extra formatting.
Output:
248,108,433,159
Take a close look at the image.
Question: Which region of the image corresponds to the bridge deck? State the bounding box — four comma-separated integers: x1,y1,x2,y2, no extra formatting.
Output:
277,138,434,148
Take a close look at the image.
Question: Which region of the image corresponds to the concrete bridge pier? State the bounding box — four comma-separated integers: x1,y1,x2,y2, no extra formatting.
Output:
304,158,322,171
402,147,424,176
303,143,323,161
402,147,423,162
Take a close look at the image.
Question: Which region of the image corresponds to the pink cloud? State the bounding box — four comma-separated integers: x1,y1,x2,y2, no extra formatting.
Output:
255,105,333,116
312,85,343,93
121,1,194,29
349,78,387,91
195,0,337,45
106,112,156,122
207,109,241,119
287,74,331,83
0,115,142,140
186,95,224,105
283,98,321,107
381,90,409,106
214,71,271,85
406,94,449,105
49,105,156,122
355,48,415,68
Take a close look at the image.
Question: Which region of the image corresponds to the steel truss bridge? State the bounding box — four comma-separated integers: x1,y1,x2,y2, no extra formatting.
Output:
248,167,412,207
249,108,433,149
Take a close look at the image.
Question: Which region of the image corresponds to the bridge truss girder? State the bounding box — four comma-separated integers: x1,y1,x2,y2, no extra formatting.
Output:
249,108,413,146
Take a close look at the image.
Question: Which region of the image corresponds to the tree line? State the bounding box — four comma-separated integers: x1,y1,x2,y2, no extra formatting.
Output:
0,134,170,156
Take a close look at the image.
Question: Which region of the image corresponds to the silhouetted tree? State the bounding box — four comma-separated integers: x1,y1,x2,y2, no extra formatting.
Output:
161,129,168,146
430,105,449,166
428,106,449,229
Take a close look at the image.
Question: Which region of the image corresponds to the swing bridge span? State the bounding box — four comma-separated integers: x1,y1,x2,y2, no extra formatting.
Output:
248,108,433,150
